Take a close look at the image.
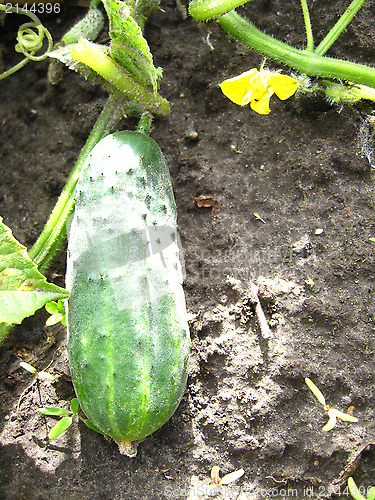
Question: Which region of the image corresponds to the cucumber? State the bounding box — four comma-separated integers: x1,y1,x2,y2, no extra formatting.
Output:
65,131,190,456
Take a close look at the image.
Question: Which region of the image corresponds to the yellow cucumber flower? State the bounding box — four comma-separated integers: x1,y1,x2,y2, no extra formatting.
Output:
220,68,298,115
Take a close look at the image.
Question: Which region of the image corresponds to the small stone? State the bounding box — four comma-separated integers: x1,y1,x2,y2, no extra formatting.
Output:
292,234,312,258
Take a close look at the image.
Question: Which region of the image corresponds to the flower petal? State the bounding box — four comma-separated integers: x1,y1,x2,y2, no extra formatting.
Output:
220,69,258,106
249,71,269,99
250,87,274,115
268,74,298,100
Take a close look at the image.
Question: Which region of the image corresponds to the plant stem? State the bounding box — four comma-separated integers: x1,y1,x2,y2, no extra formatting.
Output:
314,0,366,56
300,0,314,52
0,59,29,80
136,111,153,135
217,11,375,88
188,0,248,21
28,96,118,274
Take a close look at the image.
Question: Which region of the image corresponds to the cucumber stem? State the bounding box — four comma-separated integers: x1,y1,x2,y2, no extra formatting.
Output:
188,0,248,21
314,0,366,56
217,11,375,88
115,439,140,457
136,111,153,136
300,0,314,52
28,96,118,274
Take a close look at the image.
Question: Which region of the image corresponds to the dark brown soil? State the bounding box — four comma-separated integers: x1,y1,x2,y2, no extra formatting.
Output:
0,1,374,498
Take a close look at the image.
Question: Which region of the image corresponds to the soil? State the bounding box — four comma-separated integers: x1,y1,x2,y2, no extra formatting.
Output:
0,1,375,498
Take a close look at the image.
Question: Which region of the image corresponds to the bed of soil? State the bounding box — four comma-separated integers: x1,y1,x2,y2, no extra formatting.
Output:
0,1,374,498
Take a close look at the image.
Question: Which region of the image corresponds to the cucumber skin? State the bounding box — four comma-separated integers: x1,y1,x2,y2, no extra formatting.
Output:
66,131,190,444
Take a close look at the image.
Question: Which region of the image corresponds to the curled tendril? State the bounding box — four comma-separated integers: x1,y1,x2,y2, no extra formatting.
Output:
0,6,53,80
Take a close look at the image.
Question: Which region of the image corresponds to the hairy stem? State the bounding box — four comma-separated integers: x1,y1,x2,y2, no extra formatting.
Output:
28,96,118,273
188,0,248,21
136,111,153,135
314,0,366,55
300,0,314,52
217,11,375,88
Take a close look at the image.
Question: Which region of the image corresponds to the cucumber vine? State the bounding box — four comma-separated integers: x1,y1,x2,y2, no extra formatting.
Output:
0,5,53,79
2,0,375,331
189,0,375,110
0,0,373,486
0,0,165,342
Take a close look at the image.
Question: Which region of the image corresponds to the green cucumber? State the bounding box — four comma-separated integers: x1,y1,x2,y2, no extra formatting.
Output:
66,131,190,456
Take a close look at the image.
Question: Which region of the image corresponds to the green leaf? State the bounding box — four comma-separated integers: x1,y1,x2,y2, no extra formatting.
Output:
348,478,367,500
45,301,60,315
0,217,69,325
48,416,73,439
56,299,66,314
38,407,71,416
124,0,161,21
305,377,326,406
102,0,161,92
369,237,375,243
82,418,105,435
45,313,64,327
70,398,79,415
19,362,37,374
45,299,67,326
331,408,358,423
0,323,12,344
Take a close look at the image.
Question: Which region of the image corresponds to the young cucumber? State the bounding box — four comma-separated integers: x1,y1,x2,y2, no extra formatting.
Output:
66,131,190,456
